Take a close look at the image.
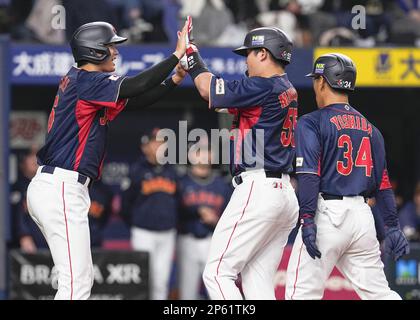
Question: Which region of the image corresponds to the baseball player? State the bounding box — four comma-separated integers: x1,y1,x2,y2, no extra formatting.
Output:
121,129,179,300
181,24,299,299
87,180,113,248
285,53,410,300
177,147,232,300
26,21,189,300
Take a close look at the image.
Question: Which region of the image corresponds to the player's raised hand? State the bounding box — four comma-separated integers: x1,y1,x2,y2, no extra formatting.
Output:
301,214,322,259
172,63,187,85
178,16,197,71
186,15,194,43
384,226,410,261
173,20,189,60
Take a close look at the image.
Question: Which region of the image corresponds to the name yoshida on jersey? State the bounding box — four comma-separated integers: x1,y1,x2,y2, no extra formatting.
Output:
295,103,392,197
208,74,298,176
37,68,128,180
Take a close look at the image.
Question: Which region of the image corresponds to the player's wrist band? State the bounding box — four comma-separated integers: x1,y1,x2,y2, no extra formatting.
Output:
188,52,210,80
300,212,315,226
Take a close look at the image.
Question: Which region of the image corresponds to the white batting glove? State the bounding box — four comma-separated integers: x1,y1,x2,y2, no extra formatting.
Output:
179,15,196,71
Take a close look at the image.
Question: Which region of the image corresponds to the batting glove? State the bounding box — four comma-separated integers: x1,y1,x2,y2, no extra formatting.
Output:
384,226,410,261
180,43,199,71
179,15,194,70
301,214,322,259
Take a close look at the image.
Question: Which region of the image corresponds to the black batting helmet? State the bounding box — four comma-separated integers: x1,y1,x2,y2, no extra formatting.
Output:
233,27,293,65
70,21,127,65
306,53,357,92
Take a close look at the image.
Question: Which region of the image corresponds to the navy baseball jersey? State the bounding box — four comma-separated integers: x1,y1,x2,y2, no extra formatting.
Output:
295,103,392,197
88,181,112,247
37,67,127,179
209,74,298,176
122,157,178,231
178,173,232,238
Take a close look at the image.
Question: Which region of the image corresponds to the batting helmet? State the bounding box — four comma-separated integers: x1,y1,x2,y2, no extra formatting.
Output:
70,21,127,64
233,27,293,65
306,53,357,92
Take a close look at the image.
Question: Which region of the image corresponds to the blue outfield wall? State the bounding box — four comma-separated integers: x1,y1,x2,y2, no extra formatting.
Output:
10,44,313,87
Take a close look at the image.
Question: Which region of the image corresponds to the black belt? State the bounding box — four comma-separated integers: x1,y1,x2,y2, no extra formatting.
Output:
321,193,368,203
234,170,283,186
41,165,90,186
321,193,343,200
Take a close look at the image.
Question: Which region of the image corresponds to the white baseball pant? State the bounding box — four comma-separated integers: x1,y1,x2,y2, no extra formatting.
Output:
285,194,401,300
131,227,176,300
202,169,299,300
26,166,94,300
177,234,212,300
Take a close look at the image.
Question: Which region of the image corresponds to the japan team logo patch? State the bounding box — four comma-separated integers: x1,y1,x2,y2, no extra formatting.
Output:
296,157,303,167
108,75,121,81
315,63,325,74
251,35,264,46
215,78,225,95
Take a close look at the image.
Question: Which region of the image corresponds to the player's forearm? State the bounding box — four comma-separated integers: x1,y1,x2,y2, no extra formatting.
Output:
297,173,320,217
184,44,211,100
119,54,179,99
375,188,399,228
126,77,177,109
194,72,212,101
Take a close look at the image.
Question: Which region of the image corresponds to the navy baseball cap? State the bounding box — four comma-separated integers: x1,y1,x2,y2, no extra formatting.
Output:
306,53,356,92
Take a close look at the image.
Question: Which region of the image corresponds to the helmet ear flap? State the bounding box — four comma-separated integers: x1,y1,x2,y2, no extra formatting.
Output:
89,47,110,61
90,49,105,59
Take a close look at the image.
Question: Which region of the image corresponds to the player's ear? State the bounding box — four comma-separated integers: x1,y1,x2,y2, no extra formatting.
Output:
320,76,327,91
260,48,269,61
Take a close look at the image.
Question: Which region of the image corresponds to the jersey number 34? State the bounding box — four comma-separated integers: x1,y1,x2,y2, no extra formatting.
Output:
337,135,373,177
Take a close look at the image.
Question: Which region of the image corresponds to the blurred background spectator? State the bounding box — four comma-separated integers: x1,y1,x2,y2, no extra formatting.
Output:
5,0,419,47
391,0,420,46
179,0,244,46
88,180,113,248
62,0,119,42
10,149,48,253
0,0,10,34
25,0,66,44
177,144,232,299
399,181,420,241
121,128,178,300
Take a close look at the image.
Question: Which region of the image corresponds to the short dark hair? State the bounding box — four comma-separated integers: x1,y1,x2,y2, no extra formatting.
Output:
252,48,286,69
